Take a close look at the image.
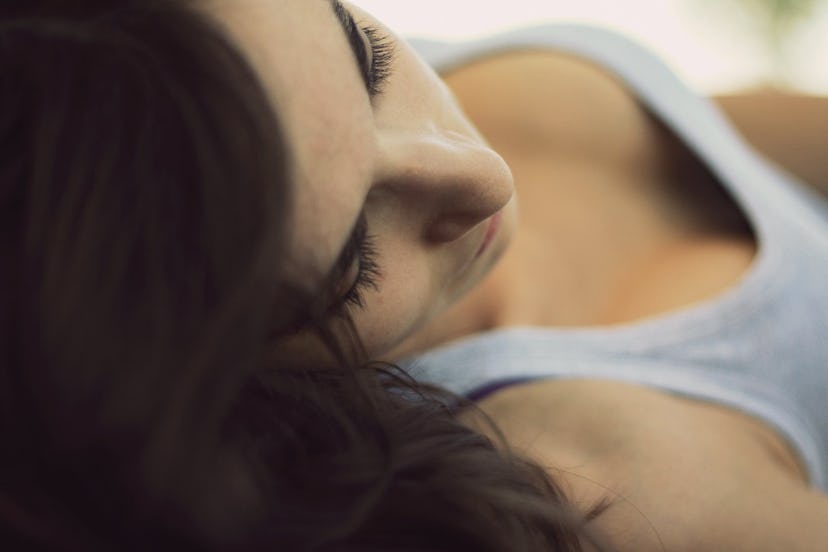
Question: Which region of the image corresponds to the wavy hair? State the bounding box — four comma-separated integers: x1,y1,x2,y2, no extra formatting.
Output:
0,1,607,550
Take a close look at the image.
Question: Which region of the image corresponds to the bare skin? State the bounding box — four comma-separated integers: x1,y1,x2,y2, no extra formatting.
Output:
207,0,517,360
392,51,828,550
213,2,828,546
469,379,828,551
388,51,760,356
716,90,828,197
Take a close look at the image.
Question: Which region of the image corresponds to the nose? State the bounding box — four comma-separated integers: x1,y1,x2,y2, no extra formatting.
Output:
374,125,514,243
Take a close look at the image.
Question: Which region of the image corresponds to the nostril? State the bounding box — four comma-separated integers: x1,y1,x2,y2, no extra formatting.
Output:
443,129,482,147
375,126,515,241
424,214,487,244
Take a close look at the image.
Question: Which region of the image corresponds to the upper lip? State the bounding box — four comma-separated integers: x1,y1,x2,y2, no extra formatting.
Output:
475,212,500,258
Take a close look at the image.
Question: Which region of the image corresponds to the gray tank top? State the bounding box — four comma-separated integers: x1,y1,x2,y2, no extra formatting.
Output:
403,25,828,490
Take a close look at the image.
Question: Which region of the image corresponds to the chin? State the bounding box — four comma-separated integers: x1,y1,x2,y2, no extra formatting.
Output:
381,199,519,361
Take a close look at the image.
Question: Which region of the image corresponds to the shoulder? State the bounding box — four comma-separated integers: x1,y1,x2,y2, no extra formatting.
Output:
470,379,828,551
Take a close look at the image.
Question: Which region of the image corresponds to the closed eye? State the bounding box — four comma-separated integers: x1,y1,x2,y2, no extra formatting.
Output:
360,24,395,96
330,0,396,97
329,213,381,314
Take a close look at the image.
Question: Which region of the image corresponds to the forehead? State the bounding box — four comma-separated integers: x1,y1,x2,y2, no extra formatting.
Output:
207,0,374,277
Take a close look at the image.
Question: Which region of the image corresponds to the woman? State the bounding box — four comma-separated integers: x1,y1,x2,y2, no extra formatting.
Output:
2,0,826,550
398,20,828,552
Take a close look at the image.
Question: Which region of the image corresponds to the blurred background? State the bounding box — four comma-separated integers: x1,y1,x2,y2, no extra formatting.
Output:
351,0,828,94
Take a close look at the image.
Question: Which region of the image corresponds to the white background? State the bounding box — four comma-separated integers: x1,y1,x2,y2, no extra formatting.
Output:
351,0,828,94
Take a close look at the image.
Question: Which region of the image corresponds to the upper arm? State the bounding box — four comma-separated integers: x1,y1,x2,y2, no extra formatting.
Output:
476,380,828,551
714,91,828,197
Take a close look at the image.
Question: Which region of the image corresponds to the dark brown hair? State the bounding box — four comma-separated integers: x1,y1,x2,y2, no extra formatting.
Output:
0,1,606,550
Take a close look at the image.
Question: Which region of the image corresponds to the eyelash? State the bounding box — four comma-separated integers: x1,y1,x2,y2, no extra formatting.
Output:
339,228,381,312
361,25,395,96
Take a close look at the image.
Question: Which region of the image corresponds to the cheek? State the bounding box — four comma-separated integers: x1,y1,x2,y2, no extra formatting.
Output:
353,251,438,357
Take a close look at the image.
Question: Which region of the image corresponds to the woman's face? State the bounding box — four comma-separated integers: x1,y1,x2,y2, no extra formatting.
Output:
208,0,516,357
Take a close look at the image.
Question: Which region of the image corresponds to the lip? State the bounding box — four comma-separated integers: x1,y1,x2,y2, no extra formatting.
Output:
474,211,502,260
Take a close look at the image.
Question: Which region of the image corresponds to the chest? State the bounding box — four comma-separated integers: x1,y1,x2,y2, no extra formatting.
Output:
445,51,757,327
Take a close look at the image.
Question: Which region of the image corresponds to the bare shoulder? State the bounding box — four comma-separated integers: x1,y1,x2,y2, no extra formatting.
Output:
469,380,828,551
715,91,828,196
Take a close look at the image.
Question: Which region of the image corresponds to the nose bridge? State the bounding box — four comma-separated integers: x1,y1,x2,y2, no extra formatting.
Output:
376,125,513,241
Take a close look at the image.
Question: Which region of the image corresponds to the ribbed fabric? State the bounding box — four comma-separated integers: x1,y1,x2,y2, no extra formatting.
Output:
403,25,828,490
